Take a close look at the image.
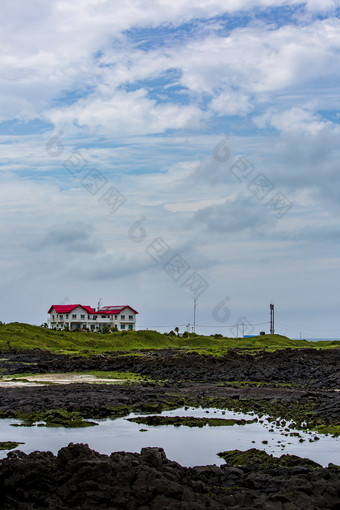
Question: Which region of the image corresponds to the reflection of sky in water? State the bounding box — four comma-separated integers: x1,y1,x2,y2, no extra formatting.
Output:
0,407,339,467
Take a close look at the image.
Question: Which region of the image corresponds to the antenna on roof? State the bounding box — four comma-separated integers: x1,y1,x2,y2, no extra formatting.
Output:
98,298,103,311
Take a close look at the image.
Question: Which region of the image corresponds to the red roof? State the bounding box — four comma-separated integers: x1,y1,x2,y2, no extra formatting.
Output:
97,305,139,315
48,304,95,314
48,304,138,315
82,306,95,313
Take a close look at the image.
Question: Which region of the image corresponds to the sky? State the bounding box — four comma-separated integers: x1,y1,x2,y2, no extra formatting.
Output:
1,0,340,338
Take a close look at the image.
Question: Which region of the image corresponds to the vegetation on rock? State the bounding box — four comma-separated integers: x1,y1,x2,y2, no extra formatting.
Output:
127,415,257,427
218,448,322,469
10,409,98,428
0,441,24,450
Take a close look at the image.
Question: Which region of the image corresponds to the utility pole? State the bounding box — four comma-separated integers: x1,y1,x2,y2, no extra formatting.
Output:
270,303,275,335
193,298,197,334
97,298,103,334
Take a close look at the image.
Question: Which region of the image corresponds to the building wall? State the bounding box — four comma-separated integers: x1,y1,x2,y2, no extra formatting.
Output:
49,306,89,330
48,306,137,331
116,307,136,331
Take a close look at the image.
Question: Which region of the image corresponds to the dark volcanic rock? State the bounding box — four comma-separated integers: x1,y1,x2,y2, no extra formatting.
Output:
0,444,219,509
0,443,339,509
1,347,339,388
0,348,339,427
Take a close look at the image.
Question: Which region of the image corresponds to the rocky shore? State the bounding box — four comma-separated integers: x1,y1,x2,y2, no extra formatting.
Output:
0,348,339,430
2,347,339,388
1,443,339,509
0,347,339,508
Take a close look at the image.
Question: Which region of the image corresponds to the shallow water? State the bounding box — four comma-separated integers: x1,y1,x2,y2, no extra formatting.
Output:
0,407,339,467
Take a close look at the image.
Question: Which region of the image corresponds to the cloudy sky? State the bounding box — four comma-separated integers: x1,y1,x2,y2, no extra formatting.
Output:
1,0,340,338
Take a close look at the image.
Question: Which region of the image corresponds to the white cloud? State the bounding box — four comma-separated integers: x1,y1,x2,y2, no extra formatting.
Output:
1,1,340,333
305,0,340,12
164,197,226,213
46,89,205,135
210,91,253,116
175,18,340,98
253,107,331,134
1,2,340,127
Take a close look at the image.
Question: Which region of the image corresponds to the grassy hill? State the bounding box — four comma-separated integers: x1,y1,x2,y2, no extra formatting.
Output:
0,323,339,355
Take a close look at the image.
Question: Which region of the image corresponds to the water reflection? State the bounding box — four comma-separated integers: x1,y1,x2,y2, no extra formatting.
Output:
0,407,339,467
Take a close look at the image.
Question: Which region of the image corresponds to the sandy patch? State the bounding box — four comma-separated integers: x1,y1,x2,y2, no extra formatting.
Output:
0,374,122,387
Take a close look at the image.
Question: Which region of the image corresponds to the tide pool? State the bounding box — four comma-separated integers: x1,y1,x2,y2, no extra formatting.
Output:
0,407,339,467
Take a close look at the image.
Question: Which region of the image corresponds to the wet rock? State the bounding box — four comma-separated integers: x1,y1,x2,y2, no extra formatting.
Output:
1,348,339,389
0,444,339,510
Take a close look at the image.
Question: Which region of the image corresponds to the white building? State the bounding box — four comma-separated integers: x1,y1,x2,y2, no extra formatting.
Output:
48,304,138,332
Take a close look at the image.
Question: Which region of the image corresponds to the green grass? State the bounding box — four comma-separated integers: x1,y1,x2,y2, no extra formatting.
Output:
0,323,339,355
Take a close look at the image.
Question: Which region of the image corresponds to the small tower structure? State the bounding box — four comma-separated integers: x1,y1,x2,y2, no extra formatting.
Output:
270,303,275,335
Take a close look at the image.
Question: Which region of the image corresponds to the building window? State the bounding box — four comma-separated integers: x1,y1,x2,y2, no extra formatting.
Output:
129,315,133,320
75,324,80,329
59,315,63,319
121,315,125,319
128,325,133,330
66,314,68,319
72,314,77,319
91,325,95,331
93,315,97,319
115,315,117,319
120,324,125,330
81,315,85,319
52,315,55,319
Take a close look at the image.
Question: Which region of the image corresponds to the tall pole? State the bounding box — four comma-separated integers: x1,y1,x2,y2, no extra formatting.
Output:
193,298,197,334
270,303,275,334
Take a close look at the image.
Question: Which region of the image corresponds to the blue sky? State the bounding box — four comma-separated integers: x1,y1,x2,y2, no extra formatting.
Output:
1,0,340,338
